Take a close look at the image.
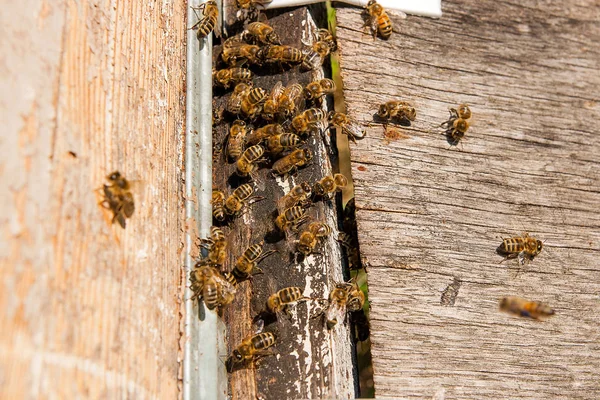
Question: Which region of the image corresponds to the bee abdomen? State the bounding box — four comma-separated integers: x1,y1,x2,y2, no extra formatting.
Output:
252,332,276,349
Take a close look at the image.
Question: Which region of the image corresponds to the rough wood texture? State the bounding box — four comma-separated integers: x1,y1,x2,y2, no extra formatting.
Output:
213,5,357,399
335,0,600,398
0,1,187,398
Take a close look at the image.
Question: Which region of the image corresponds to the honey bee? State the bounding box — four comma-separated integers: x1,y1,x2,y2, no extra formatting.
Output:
236,144,266,177
226,331,277,372
212,190,226,222
221,40,261,66
190,1,219,40
235,0,273,11
245,123,284,146
278,83,304,118
100,171,135,229
441,104,471,145
213,67,253,89
226,120,247,161
498,232,543,265
190,263,236,310
365,0,393,40
241,87,268,120
277,182,312,212
258,45,304,67
313,173,348,199
377,100,416,123
242,22,281,45
301,29,337,71
328,111,367,143
271,148,313,176
227,83,252,115
274,205,309,237
304,78,336,102
267,286,309,317
266,133,302,155
326,281,365,329
232,240,277,281
297,222,332,256
200,226,227,266
499,296,555,320
224,183,261,218
262,81,284,121
291,108,327,136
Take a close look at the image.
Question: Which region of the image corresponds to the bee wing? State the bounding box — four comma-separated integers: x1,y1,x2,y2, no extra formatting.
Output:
325,301,346,328
269,81,284,103
387,9,408,20
344,120,367,140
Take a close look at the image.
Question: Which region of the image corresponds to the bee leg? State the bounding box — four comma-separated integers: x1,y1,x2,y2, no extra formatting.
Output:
251,266,264,276
256,249,278,264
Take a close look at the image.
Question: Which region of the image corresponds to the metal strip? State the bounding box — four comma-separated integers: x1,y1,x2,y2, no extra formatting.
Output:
263,0,442,17
184,1,227,399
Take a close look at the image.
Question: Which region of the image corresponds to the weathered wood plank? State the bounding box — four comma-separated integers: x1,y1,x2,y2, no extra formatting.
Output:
335,0,600,398
0,1,187,398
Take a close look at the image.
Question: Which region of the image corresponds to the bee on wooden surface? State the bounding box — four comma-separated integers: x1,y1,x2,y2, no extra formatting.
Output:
499,296,555,320
212,190,226,222
100,171,135,229
271,148,313,177
262,81,284,121
221,41,261,66
245,123,284,146
226,120,247,161
313,173,348,199
258,45,304,67
200,226,227,266
326,281,365,329
498,232,543,265
291,108,327,136
441,104,471,145
266,133,302,156
232,240,277,281
190,263,236,310
378,100,416,123
190,1,219,40
236,144,266,177
364,0,400,40
213,67,253,89
235,0,273,11
276,182,312,215
241,87,268,120
226,331,277,372
267,286,309,317
301,29,337,71
297,222,332,257
224,183,262,218
304,78,336,102
242,21,281,45
278,83,304,118
274,205,309,237
227,83,252,115
328,111,367,143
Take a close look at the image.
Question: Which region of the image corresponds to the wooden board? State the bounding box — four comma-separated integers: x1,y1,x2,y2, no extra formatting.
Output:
0,1,187,398
335,0,600,398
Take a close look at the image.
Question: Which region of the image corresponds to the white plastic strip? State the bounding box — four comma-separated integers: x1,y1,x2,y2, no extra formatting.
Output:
263,0,442,18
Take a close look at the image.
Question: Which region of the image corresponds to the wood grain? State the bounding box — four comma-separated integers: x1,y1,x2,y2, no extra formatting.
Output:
335,0,600,398
0,0,187,398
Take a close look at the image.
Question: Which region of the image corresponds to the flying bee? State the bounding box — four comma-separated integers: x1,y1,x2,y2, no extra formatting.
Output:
221,41,261,66
241,87,268,120
190,1,219,40
227,83,252,115
304,78,336,102
224,183,262,218
328,111,367,143
258,45,304,67
200,226,227,266
212,190,226,222
326,281,365,329
232,240,277,281
242,22,281,45
498,232,543,265
278,83,304,118
213,67,253,89
262,81,284,121
313,173,348,199
190,263,236,310
100,171,135,229
226,120,247,161
271,148,313,177
277,182,312,212
226,331,277,373
291,108,327,136
441,103,471,145
236,145,266,177
364,0,399,40
297,222,332,256
267,287,309,317
246,123,284,146
378,100,416,123
266,133,302,156
274,205,309,237
499,296,555,320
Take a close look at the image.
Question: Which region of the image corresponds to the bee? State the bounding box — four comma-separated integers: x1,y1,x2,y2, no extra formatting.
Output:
242,22,281,45
213,67,253,89
326,281,365,329
271,148,313,176
365,0,392,39
100,171,135,229
266,133,302,156
190,1,219,40
224,183,260,218
235,0,273,11
258,45,304,66
377,100,416,123
278,83,304,118
245,123,284,146
221,40,261,66
313,173,348,199
232,241,277,281
200,226,227,266
498,232,543,265
226,120,247,161
227,83,252,115
262,81,284,121
304,78,336,102
274,206,309,237
241,87,268,120
267,287,309,317
328,112,367,143
291,108,327,136
499,296,555,320
226,332,276,372
190,263,236,310
297,222,332,256
212,190,226,222
301,29,337,71
236,145,266,177
441,104,471,145
277,182,312,212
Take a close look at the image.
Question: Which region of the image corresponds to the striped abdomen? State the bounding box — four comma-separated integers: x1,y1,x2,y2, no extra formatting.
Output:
377,13,392,39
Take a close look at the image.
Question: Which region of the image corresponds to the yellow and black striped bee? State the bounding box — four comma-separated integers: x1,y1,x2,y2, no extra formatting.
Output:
236,144,266,177
326,281,365,329
242,21,281,45
190,262,236,310
304,78,336,102
213,67,253,89
278,83,304,118
365,0,396,40
271,148,313,176
241,87,268,120
212,190,226,222
258,45,304,67
100,171,135,229
291,108,327,137
297,222,332,257
266,286,309,317
328,112,367,143
190,1,219,40
224,183,260,218
274,205,309,238
226,331,277,372
499,296,555,320
262,81,284,121
378,100,416,123
232,241,277,281
498,232,543,265
266,133,302,156
313,173,348,199
221,38,261,66
441,104,471,145
226,120,247,161
277,181,312,212
245,123,284,146
200,226,227,267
